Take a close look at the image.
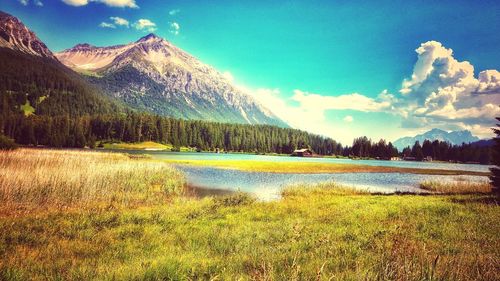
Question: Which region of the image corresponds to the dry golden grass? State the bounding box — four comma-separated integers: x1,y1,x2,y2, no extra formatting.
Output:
0,148,185,212
420,180,492,194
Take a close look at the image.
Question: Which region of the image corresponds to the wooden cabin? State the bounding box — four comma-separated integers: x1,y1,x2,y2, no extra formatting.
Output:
292,148,313,157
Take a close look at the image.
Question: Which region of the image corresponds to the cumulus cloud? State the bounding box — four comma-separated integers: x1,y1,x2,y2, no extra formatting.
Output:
169,9,180,16
133,19,157,32
397,41,500,138
18,0,28,5
230,40,499,142
62,0,89,6
110,16,129,27
169,22,180,35
34,0,43,6
99,16,129,29
62,0,138,8
292,90,391,113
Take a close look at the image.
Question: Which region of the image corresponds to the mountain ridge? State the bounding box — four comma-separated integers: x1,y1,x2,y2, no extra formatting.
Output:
55,33,287,127
393,128,481,150
0,11,55,59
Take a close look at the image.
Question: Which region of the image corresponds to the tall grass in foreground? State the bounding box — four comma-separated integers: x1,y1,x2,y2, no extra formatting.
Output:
1,184,498,280
420,180,492,194
0,149,185,210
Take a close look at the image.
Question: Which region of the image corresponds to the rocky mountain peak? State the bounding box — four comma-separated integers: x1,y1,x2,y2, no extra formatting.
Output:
0,10,55,59
54,33,287,127
136,33,163,43
71,43,96,50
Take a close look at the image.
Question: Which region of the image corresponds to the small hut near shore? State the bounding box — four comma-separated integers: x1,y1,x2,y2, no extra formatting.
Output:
292,148,313,157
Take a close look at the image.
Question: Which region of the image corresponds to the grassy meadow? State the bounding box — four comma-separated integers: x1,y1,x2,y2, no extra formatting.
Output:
0,149,499,280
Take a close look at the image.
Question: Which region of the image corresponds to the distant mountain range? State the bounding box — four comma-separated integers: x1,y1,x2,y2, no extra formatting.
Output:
0,10,286,127
393,128,481,150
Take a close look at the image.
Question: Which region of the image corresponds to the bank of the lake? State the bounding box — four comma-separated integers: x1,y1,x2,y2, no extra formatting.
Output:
105,149,491,199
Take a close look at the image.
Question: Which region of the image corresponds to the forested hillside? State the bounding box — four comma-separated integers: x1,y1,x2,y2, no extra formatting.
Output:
2,112,341,154
0,47,122,118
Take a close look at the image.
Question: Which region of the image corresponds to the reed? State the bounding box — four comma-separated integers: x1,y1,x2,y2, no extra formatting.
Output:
420,180,492,194
0,148,185,211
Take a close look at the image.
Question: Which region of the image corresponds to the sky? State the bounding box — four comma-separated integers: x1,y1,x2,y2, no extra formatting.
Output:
2,0,500,144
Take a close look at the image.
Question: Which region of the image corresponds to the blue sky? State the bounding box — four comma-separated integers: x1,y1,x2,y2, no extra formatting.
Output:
3,0,500,144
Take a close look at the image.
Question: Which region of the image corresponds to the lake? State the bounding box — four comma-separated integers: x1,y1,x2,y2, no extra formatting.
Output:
122,151,491,200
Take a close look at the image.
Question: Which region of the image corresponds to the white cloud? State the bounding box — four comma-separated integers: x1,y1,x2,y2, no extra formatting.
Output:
110,16,129,27
62,0,89,6
99,17,129,29
343,115,354,123
292,90,391,113
169,9,180,16
228,40,499,143
222,71,234,83
18,0,44,6
169,22,180,35
61,0,138,8
397,41,500,138
133,19,157,32
99,22,116,28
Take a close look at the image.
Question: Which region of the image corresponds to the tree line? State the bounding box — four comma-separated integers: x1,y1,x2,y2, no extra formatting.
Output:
1,112,342,154
340,136,491,164
400,139,491,164
1,111,493,164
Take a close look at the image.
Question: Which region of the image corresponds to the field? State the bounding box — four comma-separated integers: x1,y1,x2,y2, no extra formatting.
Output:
161,159,489,176
0,149,498,280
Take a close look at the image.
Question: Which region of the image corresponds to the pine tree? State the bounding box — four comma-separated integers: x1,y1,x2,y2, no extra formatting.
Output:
411,141,424,161
490,117,500,195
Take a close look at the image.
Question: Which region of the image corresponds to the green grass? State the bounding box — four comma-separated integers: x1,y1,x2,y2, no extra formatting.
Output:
1,186,498,280
162,159,490,176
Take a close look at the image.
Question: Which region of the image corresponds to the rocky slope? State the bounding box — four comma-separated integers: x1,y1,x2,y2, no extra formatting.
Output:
56,33,287,126
0,11,55,59
393,128,480,150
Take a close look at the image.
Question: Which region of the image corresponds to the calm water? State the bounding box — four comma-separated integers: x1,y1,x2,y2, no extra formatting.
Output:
120,151,491,200
176,165,488,200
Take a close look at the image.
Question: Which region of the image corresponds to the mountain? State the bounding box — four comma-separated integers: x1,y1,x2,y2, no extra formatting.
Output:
55,33,287,127
0,11,121,117
0,11,54,59
393,128,480,150
470,139,495,148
